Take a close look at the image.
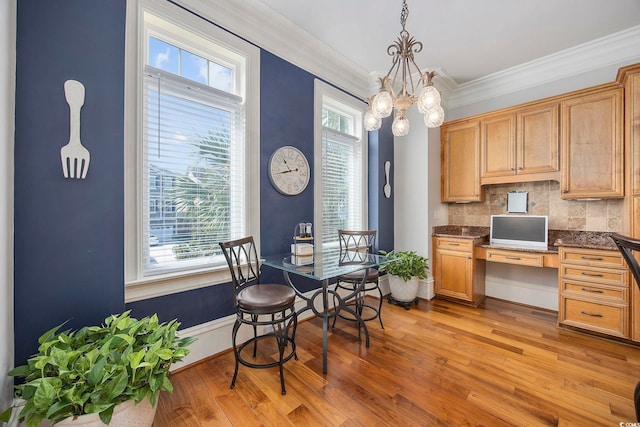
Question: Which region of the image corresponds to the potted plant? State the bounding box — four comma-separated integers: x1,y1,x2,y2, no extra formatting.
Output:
0,311,195,427
379,250,429,306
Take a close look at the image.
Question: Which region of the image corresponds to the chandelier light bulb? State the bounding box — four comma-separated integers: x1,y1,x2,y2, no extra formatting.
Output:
372,90,393,118
417,85,441,114
392,112,410,136
364,109,382,131
424,105,445,128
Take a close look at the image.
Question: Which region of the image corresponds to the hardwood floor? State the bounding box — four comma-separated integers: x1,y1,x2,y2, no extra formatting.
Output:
154,297,640,426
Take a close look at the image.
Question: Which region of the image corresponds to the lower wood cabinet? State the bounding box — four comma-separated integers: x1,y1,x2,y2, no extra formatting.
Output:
433,237,485,306
558,247,629,338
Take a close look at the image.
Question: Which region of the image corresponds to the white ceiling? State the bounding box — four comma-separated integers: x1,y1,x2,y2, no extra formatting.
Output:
256,0,640,85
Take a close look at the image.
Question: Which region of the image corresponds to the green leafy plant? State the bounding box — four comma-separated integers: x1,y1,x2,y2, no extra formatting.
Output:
0,311,195,427
379,250,429,282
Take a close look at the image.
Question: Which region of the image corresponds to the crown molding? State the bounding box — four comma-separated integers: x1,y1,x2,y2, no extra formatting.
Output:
174,0,371,100
448,25,640,109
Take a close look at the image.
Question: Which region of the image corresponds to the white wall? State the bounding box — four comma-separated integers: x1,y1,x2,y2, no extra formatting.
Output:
393,107,436,299
1,0,16,415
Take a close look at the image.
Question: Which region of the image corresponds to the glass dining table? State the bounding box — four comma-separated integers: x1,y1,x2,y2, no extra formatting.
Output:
262,248,387,374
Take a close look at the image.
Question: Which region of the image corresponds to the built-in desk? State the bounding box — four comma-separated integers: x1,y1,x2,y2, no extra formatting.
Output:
432,226,631,341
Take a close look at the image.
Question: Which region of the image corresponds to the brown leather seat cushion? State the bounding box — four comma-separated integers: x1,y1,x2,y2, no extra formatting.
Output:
237,284,296,311
338,269,379,282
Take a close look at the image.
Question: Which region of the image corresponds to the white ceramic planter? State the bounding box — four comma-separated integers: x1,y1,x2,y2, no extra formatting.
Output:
58,399,157,427
19,398,158,427
388,274,419,302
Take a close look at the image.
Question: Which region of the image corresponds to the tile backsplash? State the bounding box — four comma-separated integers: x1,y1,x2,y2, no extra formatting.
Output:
447,181,623,232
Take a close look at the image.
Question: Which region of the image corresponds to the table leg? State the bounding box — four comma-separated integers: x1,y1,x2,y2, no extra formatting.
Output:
322,279,329,374
282,271,369,375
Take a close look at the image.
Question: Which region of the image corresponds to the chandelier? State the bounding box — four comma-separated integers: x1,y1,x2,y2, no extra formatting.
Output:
364,0,444,136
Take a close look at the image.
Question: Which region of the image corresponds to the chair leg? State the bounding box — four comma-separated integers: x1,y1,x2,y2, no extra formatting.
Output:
276,311,287,395
230,317,241,390
635,380,640,422
331,281,342,330
376,282,384,329
251,314,258,358
291,311,298,361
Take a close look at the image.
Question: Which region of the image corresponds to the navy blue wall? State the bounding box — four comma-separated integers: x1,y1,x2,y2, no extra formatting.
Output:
14,1,392,365
14,0,126,365
369,116,395,253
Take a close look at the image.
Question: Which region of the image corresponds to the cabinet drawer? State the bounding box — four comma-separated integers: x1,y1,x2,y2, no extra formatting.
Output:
435,238,473,253
486,250,543,267
560,248,624,268
561,280,627,303
560,265,628,287
560,297,627,337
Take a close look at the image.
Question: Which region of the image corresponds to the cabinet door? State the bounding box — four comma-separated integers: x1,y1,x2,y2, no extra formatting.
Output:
480,113,516,178
441,121,481,202
629,73,640,196
517,103,559,175
434,249,473,301
561,88,623,198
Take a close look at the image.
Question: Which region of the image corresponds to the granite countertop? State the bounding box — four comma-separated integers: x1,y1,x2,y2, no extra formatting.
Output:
432,226,617,251
550,230,616,251
432,225,489,239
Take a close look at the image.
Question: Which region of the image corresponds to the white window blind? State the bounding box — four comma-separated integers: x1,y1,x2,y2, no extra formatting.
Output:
142,65,246,275
320,127,363,246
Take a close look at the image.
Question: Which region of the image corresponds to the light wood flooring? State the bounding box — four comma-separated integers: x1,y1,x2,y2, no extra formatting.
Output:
154,297,640,426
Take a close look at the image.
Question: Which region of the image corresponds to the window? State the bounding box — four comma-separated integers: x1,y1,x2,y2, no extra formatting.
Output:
124,0,260,301
314,80,367,247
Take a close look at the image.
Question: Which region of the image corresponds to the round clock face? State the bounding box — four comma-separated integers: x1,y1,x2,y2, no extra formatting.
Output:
268,146,310,196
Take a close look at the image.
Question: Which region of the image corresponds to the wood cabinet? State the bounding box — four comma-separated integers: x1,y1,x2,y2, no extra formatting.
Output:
621,65,640,341
480,103,559,184
433,237,485,306
558,247,629,338
560,87,624,199
440,120,482,202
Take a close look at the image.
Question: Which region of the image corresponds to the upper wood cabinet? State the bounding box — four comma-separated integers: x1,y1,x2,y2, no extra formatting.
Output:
627,72,640,196
560,87,624,199
480,103,559,184
441,120,482,202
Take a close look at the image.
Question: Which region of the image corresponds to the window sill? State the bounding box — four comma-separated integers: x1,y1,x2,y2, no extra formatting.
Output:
125,265,230,303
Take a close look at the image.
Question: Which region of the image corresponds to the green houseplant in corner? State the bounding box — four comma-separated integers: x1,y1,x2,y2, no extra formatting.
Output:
379,250,429,308
0,311,195,427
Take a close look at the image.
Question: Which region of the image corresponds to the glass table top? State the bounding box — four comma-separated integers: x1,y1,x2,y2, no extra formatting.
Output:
262,248,387,281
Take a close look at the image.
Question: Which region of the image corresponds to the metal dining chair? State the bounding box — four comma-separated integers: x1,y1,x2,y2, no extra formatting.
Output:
610,233,640,421
219,236,298,395
332,230,384,330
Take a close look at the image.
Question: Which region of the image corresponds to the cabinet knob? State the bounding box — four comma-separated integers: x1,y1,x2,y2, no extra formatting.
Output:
518,166,523,170
510,167,515,171
562,189,569,194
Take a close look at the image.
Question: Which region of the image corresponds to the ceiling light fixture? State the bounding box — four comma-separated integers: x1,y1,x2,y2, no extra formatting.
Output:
364,0,444,136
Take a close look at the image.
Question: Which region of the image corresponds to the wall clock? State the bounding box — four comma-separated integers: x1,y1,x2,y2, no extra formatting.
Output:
268,145,310,196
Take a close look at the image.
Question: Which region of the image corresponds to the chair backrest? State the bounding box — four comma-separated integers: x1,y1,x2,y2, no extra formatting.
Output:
219,236,261,303
338,230,376,265
611,233,640,291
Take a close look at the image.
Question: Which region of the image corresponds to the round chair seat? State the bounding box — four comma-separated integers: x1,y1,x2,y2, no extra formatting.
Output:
237,284,296,311
338,269,379,282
